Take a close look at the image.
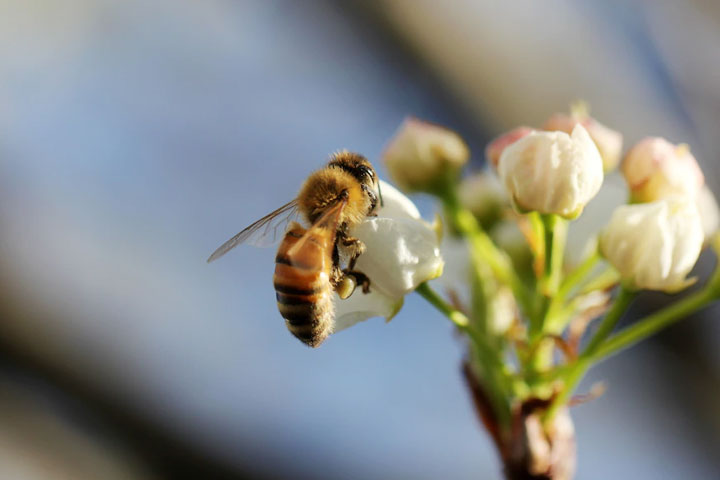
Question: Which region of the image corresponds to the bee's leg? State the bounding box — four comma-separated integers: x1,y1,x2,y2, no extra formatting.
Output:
335,232,371,295
330,243,344,287
344,270,371,294
341,235,366,271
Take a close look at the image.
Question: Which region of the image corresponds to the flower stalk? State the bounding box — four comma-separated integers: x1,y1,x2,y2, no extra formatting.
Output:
540,214,567,297
371,114,719,479
592,266,720,360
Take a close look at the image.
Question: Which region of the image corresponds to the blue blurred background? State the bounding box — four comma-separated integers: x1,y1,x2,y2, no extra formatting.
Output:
0,1,718,478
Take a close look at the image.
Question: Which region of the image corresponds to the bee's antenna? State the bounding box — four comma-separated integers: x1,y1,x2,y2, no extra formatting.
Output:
377,181,384,208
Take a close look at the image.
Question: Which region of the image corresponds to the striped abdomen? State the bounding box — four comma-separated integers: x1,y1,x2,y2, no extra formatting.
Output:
273,222,335,347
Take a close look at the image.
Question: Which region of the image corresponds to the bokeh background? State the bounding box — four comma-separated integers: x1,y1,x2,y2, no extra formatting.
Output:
1,1,719,478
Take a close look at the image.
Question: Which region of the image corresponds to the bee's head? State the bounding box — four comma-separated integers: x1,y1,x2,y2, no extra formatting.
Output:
328,151,383,209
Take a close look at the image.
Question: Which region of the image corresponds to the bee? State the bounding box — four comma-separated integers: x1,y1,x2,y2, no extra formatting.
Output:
207,151,383,347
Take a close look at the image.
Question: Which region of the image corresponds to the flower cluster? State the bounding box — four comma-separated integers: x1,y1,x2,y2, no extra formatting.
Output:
325,105,720,479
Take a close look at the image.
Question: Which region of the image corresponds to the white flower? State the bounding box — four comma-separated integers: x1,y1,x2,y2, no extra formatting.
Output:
332,180,444,332
383,117,469,192
498,124,604,219
599,197,703,293
543,112,623,172
485,126,534,168
621,137,704,202
697,185,720,243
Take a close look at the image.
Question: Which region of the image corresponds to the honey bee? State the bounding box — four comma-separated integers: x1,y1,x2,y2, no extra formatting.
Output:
207,151,383,347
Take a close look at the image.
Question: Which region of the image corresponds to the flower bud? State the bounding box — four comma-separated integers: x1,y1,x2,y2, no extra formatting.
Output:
498,125,604,219
621,137,704,202
458,171,508,229
485,126,534,168
383,117,469,193
697,185,719,244
599,197,703,293
543,113,623,172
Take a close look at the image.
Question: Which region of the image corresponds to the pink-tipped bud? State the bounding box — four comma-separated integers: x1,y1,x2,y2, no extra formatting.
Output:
485,126,534,168
498,125,604,219
383,117,469,193
599,197,703,293
543,113,623,172
621,137,704,203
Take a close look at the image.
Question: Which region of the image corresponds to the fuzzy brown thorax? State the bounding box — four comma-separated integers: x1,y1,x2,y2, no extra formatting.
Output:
296,151,379,228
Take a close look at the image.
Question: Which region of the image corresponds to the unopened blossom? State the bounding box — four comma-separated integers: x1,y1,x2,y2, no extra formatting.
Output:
458,171,508,228
698,185,720,237
485,126,534,168
498,125,604,219
383,117,469,193
621,137,704,202
697,185,720,244
333,180,444,332
543,112,623,172
599,197,703,293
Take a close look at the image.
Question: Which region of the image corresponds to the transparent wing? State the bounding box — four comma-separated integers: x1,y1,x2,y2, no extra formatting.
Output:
286,197,348,262
207,200,299,262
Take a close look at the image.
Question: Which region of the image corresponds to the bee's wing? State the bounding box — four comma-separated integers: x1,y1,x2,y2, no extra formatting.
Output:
286,197,348,262
207,199,299,263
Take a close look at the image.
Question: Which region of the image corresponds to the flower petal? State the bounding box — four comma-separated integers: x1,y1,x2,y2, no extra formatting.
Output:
351,217,444,298
328,180,444,334
332,289,403,332
498,125,604,219
697,185,719,244
599,197,703,292
383,118,469,192
375,180,421,220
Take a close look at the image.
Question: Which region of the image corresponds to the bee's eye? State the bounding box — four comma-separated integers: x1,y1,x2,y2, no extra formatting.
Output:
357,165,374,181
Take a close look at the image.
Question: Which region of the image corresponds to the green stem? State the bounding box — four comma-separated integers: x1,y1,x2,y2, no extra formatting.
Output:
540,214,567,297
580,266,620,294
558,250,601,300
528,211,545,262
545,271,720,423
441,187,533,319
544,251,601,334
591,288,715,361
415,282,469,329
526,216,568,369
415,282,512,427
584,286,636,354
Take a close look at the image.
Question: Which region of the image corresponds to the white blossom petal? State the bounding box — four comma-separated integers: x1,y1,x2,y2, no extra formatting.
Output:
621,137,704,202
375,180,421,220
351,217,444,298
697,185,719,244
599,197,703,292
543,112,623,172
331,180,443,331
383,118,469,192
332,289,403,333
498,125,604,219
